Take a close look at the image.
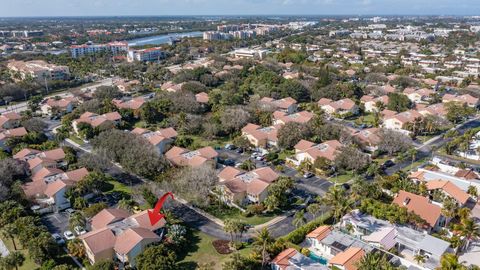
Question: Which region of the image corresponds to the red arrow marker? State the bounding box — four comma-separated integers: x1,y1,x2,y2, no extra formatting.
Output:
147,192,174,226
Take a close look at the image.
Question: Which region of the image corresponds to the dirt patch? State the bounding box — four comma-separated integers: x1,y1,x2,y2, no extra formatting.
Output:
212,240,232,255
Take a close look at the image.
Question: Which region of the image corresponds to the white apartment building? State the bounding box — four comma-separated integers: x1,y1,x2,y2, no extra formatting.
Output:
70,42,128,58
127,47,165,62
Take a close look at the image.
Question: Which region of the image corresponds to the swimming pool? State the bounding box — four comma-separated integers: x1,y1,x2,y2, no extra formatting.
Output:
309,252,328,265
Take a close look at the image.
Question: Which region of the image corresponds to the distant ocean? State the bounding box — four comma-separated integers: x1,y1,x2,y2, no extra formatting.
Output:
128,31,203,46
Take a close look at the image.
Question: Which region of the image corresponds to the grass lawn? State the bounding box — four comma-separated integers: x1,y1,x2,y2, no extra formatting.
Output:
361,114,376,125
0,237,38,270
278,149,294,161
178,230,253,270
189,135,230,149
201,203,276,226
68,135,84,145
103,180,133,196
329,172,354,184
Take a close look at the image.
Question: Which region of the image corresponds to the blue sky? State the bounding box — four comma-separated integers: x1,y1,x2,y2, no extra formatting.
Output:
1,0,479,17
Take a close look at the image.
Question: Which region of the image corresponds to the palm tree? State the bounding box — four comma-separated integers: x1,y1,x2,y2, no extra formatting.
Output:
322,186,353,223
407,147,417,168
118,198,135,212
454,218,480,252
414,254,427,265
67,239,86,259
439,253,467,270
356,252,388,270
307,203,321,219
0,251,25,270
69,212,86,231
442,197,458,226
467,186,478,198
1,224,18,250
240,159,256,171
253,228,273,268
292,210,307,228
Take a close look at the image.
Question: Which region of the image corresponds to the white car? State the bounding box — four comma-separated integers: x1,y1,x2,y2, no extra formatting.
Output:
63,230,75,240
52,233,65,245
74,226,87,236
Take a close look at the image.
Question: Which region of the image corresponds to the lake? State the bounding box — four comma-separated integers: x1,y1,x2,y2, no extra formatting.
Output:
128,31,203,46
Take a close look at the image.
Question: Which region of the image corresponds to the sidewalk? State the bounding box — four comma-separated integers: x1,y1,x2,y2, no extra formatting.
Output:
0,239,9,257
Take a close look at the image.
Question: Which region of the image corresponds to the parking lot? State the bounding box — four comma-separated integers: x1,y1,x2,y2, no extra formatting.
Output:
42,211,70,235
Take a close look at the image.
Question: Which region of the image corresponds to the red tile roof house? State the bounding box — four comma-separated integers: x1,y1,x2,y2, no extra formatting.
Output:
442,94,480,108
160,81,184,93
392,190,445,232
112,97,146,117
165,146,218,167
113,79,140,93
241,123,280,149
318,98,359,117
290,139,342,166
0,112,21,129
22,167,88,212
403,88,435,104
195,92,209,104
259,97,298,114
382,110,423,135
360,95,389,113
271,248,328,270
79,208,165,267
417,103,447,118
72,111,122,134
426,180,471,207
217,166,279,206
40,97,76,116
131,127,177,154
14,148,67,174
329,247,365,270
272,110,314,125
0,127,27,150
351,128,381,152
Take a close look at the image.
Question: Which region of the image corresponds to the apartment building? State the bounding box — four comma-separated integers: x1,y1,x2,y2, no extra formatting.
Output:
127,47,165,62
70,42,128,58
7,60,70,81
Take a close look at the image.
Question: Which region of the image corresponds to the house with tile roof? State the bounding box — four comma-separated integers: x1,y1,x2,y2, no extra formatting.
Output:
14,147,67,172
79,209,165,267
350,128,381,152
259,97,298,114
72,111,122,134
360,95,389,113
241,123,280,149
318,98,359,116
426,180,471,207
382,110,423,135
40,97,76,116
403,88,435,104
112,97,146,116
329,247,365,270
442,94,479,108
392,190,444,231
217,166,279,206
417,103,447,118
165,146,218,167
408,168,480,196
272,110,314,125
271,248,327,270
0,127,27,150
0,112,21,129
195,92,209,104
291,139,342,166
131,127,177,154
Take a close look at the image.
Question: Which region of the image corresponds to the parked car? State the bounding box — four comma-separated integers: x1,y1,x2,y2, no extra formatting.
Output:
52,233,65,245
63,230,75,240
224,159,235,166
65,208,75,216
303,172,314,178
383,160,395,168
74,226,87,236
224,144,237,150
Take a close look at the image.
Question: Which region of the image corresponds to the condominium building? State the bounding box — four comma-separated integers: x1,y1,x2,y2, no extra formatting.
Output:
7,60,70,81
70,42,129,58
127,47,165,62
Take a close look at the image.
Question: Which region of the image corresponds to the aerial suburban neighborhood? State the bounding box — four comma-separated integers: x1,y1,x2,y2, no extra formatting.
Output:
0,1,480,270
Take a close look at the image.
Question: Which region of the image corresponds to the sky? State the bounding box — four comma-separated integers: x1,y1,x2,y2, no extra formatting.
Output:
1,0,479,17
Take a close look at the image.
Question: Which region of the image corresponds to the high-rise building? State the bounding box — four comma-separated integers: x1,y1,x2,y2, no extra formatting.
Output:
70,42,129,58
127,47,165,62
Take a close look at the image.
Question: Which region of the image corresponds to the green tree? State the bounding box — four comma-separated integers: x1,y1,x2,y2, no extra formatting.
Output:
387,92,412,112
454,217,480,252
321,186,353,223
292,210,307,228
86,260,115,270
439,253,467,270
135,244,177,270
0,251,25,270
253,228,273,268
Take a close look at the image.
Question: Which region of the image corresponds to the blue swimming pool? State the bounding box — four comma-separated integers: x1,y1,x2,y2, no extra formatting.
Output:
309,252,328,265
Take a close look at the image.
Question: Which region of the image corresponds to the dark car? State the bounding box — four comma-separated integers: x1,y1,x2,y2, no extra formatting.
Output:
383,160,395,168
224,159,235,166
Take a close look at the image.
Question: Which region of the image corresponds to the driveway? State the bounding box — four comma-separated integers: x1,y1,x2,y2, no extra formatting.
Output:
42,212,70,235
459,241,480,267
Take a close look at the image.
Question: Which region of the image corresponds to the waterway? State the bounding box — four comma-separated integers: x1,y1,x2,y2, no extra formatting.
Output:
127,31,203,46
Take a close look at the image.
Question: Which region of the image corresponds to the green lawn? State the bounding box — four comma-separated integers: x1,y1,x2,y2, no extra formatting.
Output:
201,203,276,226
329,172,354,184
68,135,84,145
0,237,38,270
189,135,230,149
178,230,253,270
102,180,133,197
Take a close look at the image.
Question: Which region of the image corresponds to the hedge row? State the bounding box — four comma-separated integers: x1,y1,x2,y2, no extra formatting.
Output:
279,213,333,245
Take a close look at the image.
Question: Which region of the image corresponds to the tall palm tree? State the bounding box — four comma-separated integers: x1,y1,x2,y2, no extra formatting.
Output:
69,212,86,231
117,198,135,212
0,251,25,270
240,159,256,171
253,228,273,268
292,210,307,228
414,254,427,265
307,203,321,219
322,186,353,223
442,197,458,226
439,253,467,270
454,218,480,252
1,224,18,250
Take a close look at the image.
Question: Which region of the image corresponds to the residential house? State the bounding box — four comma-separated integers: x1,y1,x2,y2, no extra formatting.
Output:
40,97,76,116
425,180,471,207
259,97,298,114
409,168,480,195
217,166,279,206
160,81,184,92
392,190,444,231
340,210,452,270
403,88,434,104
417,103,447,118
360,95,389,113
0,127,27,150
442,94,479,108
195,92,209,104
272,110,314,125
22,167,89,211
113,79,140,93
241,123,280,149
318,98,359,116
80,209,165,267
14,148,66,172
351,128,381,152
271,248,327,270
292,139,342,166
112,97,146,116
328,247,365,270
72,112,122,134
382,110,423,134
131,127,177,154
165,146,218,167
0,112,21,129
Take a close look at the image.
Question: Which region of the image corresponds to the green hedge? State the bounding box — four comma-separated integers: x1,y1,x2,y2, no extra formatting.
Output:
279,213,333,245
